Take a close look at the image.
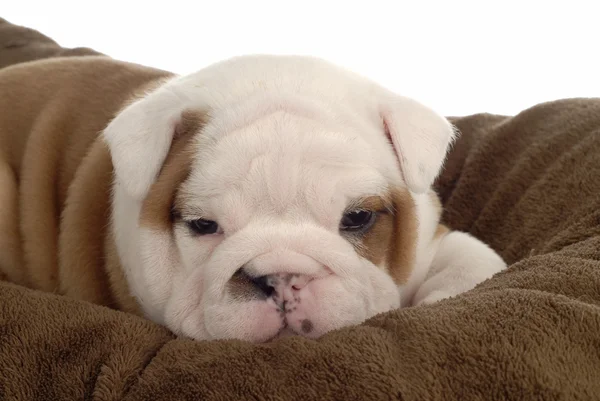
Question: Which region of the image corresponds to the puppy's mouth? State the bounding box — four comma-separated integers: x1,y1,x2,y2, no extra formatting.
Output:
267,324,290,342
268,300,316,340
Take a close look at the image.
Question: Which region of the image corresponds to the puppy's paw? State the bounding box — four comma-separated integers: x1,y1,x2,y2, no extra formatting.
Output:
411,230,507,307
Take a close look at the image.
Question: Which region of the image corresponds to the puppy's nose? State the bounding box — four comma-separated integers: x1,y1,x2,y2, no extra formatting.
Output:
249,274,276,297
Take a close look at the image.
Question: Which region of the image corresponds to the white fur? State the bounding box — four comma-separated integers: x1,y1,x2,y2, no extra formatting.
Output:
412,231,507,306
103,54,506,342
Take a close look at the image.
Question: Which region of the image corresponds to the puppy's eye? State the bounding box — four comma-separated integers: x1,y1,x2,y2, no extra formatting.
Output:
187,219,220,235
340,210,375,232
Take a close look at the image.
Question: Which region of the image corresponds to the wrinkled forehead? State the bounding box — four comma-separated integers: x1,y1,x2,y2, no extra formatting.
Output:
177,109,400,220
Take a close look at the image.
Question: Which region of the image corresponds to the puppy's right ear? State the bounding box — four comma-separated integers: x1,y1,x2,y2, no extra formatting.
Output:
103,86,195,201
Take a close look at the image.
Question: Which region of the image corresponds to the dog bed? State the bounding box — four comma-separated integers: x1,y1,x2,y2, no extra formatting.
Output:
1,17,599,401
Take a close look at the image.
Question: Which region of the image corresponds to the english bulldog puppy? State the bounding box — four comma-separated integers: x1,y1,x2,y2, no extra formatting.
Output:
0,54,507,343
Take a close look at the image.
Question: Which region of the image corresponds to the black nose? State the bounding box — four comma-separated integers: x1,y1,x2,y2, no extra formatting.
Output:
249,274,275,297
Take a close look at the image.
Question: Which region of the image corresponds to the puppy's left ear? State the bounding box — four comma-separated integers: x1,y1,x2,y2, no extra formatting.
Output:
380,95,458,194
103,86,195,201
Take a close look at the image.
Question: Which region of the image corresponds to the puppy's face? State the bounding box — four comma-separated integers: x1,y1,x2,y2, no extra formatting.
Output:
104,55,455,342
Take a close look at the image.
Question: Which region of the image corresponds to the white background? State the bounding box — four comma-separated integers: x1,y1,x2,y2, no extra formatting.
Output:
4,0,599,116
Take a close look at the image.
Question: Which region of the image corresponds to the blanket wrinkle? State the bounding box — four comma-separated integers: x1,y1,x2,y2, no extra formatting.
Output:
114,338,175,401
1,16,600,401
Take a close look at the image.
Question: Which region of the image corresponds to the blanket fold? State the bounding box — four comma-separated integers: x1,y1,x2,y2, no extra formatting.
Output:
1,17,599,401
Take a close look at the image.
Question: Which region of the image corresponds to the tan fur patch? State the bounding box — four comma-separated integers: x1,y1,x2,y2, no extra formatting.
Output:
139,110,207,231
386,189,419,284
353,189,417,285
58,140,116,306
0,162,25,285
104,229,142,315
352,195,394,267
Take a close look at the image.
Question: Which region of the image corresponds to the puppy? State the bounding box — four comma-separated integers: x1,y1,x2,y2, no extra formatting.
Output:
0,54,506,342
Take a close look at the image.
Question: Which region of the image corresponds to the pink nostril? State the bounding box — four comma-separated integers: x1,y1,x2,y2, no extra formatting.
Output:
290,275,311,291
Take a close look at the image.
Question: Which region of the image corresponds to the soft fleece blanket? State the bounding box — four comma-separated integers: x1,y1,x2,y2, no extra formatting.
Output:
1,17,599,401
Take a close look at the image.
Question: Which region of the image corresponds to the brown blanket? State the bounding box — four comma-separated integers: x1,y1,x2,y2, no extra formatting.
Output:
1,17,599,401
0,17,102,69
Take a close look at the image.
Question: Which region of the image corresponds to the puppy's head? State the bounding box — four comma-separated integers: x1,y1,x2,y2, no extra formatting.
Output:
103,55,456,342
